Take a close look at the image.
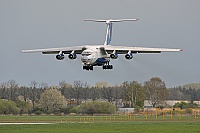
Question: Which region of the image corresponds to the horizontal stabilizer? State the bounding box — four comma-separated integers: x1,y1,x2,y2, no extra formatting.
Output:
85,19,139,23
85,19,139,45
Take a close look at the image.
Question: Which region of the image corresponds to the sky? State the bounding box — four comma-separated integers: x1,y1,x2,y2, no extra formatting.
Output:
0,0,199,88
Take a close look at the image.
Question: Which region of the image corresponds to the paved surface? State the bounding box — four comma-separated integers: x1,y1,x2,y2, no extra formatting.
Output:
0,123,54,125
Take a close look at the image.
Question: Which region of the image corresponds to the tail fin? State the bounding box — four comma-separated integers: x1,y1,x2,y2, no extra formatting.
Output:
85,19,139,45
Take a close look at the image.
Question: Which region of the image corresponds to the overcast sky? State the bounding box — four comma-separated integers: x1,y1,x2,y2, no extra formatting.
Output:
0,0,199,87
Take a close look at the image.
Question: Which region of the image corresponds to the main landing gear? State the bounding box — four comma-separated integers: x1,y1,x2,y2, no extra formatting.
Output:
102,61,113,70
83,62,113,71
102,65,113,70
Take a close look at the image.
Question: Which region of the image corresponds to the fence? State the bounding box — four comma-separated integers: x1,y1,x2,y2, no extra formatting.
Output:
0,108,199,123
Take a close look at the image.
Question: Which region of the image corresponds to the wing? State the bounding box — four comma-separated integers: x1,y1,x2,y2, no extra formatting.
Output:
21,46,87,54
104,45,182,54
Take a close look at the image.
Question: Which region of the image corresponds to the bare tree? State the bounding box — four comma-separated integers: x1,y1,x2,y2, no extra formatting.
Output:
90,86,101,101
82,82,90,102
59,81,72,99
95,82,109,89
112,85,124,107
7,80,18,101
73,80,83,105
39,82,48,90
30,81,37,111
19,86,28,102
144,77,168,107
123,81,144,108
102,86,115,102
0,82,9,99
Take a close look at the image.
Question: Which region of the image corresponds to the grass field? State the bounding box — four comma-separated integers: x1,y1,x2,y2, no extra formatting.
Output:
0,115,199,133
0,122,200,133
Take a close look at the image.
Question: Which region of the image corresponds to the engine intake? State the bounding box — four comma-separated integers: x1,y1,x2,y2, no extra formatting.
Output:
110,50,118,59
110,53,118,59
56,53,65,60
125,52,133,60
68,53,77,60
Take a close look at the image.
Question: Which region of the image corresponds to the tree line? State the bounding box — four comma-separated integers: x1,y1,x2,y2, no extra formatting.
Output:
0,78,200,115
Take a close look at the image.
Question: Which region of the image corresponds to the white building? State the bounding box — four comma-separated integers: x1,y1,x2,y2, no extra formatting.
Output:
144,100,200,108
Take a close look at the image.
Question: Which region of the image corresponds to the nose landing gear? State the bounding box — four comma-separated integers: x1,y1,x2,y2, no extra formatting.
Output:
83,65,93,71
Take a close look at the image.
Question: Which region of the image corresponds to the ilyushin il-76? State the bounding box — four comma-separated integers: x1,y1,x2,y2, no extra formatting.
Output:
21,19,182,70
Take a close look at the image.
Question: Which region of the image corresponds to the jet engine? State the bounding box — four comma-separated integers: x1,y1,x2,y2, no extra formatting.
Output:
125,51,133,60
68,51,77,60
56,53,65,60
110,51,118,59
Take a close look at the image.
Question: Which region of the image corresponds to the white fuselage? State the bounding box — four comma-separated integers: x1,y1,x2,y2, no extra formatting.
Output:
81,46,110,66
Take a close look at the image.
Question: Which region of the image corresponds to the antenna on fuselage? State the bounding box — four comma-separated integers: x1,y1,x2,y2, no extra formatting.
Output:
85,19,139,45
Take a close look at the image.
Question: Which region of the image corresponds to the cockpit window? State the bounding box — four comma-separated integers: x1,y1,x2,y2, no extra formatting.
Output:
82,51,92,56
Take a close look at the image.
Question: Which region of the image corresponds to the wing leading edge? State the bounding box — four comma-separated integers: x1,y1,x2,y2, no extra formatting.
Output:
104,45,182,54
21,46,86,54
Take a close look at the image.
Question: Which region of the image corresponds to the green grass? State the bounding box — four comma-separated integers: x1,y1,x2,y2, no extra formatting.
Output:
0,122,199,133
0,115,199,133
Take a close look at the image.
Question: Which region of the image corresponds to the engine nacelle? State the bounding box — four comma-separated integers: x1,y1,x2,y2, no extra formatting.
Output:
56,53,65,60
125,53,133,60
110,53,118,59
68,53,77,60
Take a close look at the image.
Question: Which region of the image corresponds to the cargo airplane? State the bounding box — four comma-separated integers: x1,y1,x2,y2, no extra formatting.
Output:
21,19,182,70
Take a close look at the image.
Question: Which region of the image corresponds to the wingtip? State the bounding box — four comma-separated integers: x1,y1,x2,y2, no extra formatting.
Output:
20,50,29,53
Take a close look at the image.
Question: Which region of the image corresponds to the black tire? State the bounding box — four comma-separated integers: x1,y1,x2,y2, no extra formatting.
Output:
90,66,93,71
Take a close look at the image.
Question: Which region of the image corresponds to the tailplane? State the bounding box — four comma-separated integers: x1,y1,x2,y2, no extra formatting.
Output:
85,19,139,45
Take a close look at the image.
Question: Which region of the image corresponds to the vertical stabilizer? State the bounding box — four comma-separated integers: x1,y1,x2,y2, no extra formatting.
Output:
104,22,112,45
85,19,139,45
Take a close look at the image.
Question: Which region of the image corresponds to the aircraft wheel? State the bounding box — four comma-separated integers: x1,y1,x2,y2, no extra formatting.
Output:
110,65,113,69
83,66,93,71
89,66,93,71
102,65,113,70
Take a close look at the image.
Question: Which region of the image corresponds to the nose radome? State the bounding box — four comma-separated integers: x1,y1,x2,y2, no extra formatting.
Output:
81,56,87,61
